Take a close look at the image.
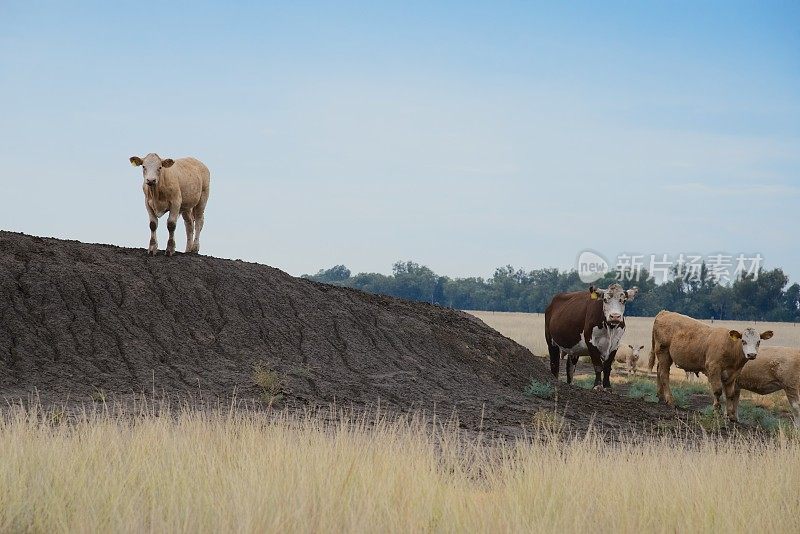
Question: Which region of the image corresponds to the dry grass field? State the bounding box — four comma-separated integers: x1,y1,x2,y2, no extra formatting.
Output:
2,404,799,533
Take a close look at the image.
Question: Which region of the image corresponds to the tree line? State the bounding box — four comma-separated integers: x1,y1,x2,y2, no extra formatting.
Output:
303,262,800,322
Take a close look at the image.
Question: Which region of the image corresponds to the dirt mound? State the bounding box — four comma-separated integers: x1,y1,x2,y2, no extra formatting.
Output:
0,231,688,437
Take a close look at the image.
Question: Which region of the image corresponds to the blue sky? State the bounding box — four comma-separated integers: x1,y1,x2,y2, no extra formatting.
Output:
1,1,798,282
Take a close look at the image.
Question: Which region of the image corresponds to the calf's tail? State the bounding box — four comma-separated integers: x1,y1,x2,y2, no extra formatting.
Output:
648,329,657,372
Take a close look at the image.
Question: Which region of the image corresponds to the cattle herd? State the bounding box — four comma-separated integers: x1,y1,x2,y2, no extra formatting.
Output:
545,284,800,427
126,155,799,428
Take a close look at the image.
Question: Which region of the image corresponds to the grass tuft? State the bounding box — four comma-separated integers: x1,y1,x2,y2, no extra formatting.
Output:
252,362,286,406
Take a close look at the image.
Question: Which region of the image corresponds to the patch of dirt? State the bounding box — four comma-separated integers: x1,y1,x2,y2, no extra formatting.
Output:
0,231,712,438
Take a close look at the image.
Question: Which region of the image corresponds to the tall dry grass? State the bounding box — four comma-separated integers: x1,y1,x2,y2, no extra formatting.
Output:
1,404,799,533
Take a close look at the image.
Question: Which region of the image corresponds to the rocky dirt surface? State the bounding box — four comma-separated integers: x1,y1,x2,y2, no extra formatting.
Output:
0,231,709,438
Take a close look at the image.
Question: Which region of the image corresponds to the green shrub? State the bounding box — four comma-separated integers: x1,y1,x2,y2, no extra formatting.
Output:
626,379,658,403
670,382,708,408
736,402,781,431
572,376,595,390
524,379,555,399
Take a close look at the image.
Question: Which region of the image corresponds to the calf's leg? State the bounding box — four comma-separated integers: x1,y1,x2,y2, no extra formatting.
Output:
165,206,179,256
182,211,195,253
147,208,158,255
191,188,209,253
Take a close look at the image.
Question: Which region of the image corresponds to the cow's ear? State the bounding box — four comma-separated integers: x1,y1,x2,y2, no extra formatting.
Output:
161,158,175,168
628,344,633,349
760,330,774,340
729,330,742,340
626,287,639,300
639,345,645,350
130,156,143,167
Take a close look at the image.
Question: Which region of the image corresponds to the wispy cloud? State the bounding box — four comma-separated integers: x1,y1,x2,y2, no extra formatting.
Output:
662,182,800,196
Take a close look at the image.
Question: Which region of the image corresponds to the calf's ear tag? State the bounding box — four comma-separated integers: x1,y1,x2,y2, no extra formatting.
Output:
591,292,598,300
130,160,137,167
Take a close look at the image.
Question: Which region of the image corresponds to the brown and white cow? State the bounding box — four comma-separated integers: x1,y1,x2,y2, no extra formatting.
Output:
649,310,773,421
615,344,644,374
129,153,211,256
732,346,800,428
545,283,638,390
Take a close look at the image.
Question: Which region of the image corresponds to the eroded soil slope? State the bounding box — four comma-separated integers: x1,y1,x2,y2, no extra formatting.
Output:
0,231,685,437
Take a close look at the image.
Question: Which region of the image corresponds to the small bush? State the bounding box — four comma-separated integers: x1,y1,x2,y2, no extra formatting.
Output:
252,362,286,406
91,388,106,403
572,376,595,390
524,379,555,399
736,402,781,431
626,379,658,403
670,382,708,408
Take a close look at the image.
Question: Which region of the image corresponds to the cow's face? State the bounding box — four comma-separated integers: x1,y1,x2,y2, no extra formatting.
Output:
730,328,773,360
591,284,637,326
130,153,174,188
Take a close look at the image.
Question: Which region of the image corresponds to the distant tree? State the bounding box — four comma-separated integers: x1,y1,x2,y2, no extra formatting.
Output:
305,261,797,321
303,265,351,284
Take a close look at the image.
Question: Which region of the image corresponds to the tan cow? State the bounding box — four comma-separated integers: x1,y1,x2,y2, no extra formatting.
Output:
615,344,644,374
731,346,800,428
129,153,211,256
649,310,773,421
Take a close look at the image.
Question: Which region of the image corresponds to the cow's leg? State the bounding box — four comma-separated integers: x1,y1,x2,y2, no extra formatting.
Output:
656,352,674,405
165,206,180,256
191,188,209,254
724,379,740,422
182,211,195,253
147,207,158,255
587,345,603,391
548,342,561,379
566,352,577,384
785,388,800,429
707,369,724,416
601,351,615,391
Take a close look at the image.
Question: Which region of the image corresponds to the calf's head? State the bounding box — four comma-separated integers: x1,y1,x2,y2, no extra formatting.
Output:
730,328,773,360
130,153,174,188
628,344,645,364
590,283,638,326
